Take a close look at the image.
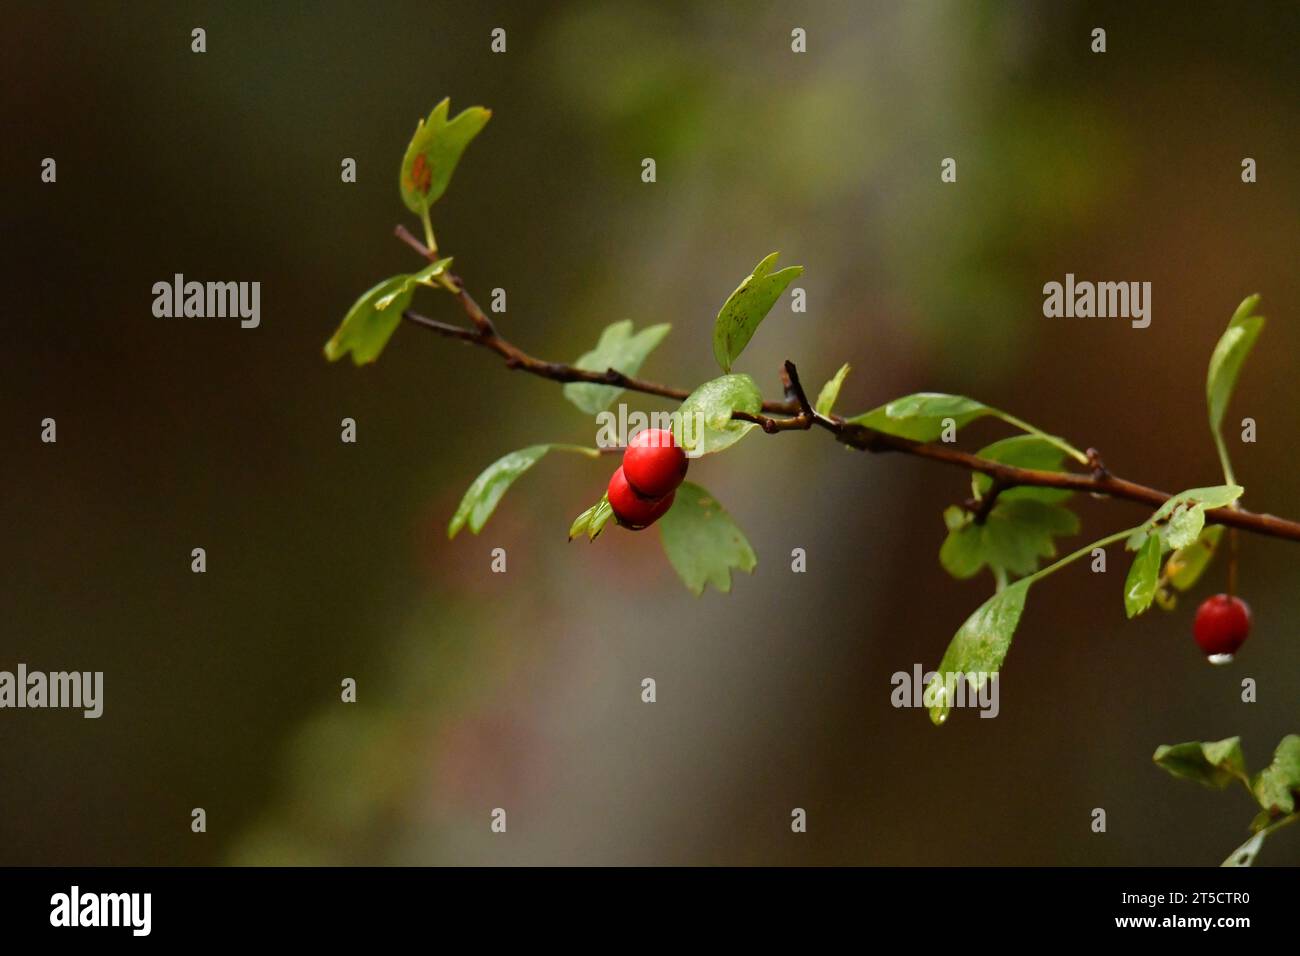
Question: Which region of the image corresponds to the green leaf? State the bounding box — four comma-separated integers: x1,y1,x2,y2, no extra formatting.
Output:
1164,502,1206,550
1249,809,1274,834
324,275,414,365
324,259,454,365
400,98,492,214
939,499,1079,581
1222,831,1267,867
926,579,1029,725
1161,485,1245,513
712,252,803,372
658,482,756,595
1126,485,1244,550
972,435,1073,504
449,444,598,539
1153,737,1248,790
562,320,672,415
374,258,454,308
569,493,614,541
1165,525,1224,592
1207,295,1264,435
846,395,1086,463
814,363,851,417
1124,535,1162,618
847,393,994,442
673,374,763,456
1251,735,1300,815
846,394,1087,463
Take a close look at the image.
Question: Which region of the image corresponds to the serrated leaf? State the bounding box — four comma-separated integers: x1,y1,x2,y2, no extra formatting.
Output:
972,435,1073,504
977,439,1067,493
938,509,982,579
1251,735,1300,815
449,444,598,539
562,320,672,415
324,274,416,365
847,393,994,442
673,374,762,456
1124,535,1162,618
942,504,969,533
658,482,756,595
400,98,492,214
814,363,851,417
1153,736,1248,790
1165,525,1225,592
939,499,1079,581
926,579,1029,725
712,253,803,372
569,493,614,541
1207,296,1264,435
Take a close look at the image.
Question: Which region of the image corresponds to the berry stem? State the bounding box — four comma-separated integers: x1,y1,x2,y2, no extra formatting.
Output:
1228,528,1239,597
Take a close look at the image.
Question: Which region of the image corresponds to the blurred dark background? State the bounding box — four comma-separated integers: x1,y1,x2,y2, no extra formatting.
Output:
2,0,1298,865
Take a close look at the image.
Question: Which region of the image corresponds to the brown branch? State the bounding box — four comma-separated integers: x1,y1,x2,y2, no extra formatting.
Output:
395,224,798,415
393,226,1300,544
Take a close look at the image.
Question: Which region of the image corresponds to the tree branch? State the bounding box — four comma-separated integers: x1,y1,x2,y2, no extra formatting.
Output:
393,226,1300,544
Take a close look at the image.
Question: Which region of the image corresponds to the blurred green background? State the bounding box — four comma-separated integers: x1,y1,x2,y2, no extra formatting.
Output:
3,0,1298,865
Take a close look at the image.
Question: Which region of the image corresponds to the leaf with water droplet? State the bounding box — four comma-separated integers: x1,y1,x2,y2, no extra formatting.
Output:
1222,830,1267,867
1124,534,1162,618
926,579,1029,725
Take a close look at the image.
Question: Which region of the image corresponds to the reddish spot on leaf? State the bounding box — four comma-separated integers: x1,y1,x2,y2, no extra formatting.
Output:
411,153,432,195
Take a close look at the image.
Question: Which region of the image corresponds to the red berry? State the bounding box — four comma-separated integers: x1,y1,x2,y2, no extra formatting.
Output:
1193,594,1251,662
623,428,688,498
607,466,675,530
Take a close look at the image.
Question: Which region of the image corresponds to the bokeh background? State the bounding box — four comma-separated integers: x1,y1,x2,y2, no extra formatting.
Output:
3,0,1298,865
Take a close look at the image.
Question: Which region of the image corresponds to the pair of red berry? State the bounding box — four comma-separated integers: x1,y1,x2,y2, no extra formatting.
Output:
607,428,689,530
1193,594,1251,662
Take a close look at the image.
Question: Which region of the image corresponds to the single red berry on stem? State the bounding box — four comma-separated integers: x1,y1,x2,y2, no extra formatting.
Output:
1193,594,1251,663
623,428,688,499
607,466,675,530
